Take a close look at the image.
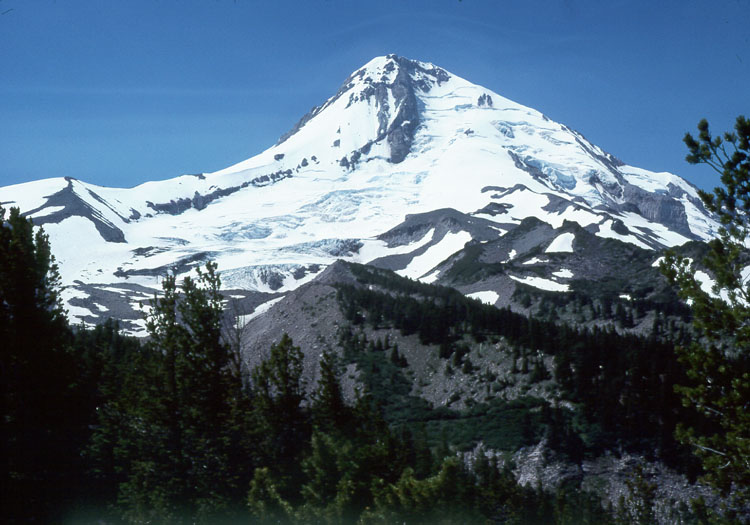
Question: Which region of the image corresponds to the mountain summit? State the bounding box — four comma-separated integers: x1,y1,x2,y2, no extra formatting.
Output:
0,54,717,331
275,55,450,163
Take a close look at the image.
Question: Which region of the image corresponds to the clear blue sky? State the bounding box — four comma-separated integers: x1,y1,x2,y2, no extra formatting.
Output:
1,0,748,190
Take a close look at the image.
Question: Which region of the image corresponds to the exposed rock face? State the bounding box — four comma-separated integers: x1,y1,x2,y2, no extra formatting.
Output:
508,130,703,240
2,54,721,335
477,93,494,107
114,251,217,278
383,60,420,163
499,443,721,525
377,207,502,248
367,208,505,273
507,150,550,187
620,183,695,238
146,169,293,216
277,54,450,164
23,178,127,243
340,55,423,164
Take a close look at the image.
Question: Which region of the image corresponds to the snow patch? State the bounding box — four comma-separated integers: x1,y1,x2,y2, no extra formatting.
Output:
545,232,575,253
694,271,715,296
358,228,435,263
466,290,499,305
552,268,573,278
242,296,285,324
397,231,472,279
597,220,651,250
510,275,570,292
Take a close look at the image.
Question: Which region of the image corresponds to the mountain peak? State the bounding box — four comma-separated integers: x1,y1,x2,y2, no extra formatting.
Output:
354,54,450,87
0,54,720,332
275,54,452,163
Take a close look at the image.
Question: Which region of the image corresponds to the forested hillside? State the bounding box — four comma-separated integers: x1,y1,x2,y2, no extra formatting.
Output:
2,201,739,524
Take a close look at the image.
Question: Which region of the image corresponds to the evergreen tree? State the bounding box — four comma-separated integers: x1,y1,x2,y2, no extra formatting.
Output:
0,206,81,521
662,116,750,509
251,333,309,500
299,431,346,520
311,349,350,434
247,467,294,524
92,263,249,522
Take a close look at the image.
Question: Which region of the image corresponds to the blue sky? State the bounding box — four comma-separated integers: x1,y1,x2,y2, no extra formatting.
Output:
1,0,748,190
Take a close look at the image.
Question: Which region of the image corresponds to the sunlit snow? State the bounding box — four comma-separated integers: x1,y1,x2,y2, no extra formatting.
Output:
397,231,472,280
545,232,575,253
241,296,285,325
597,220,651,250
0,54,721,329
466,291,499,305
552,268,573,278
509,275,570,292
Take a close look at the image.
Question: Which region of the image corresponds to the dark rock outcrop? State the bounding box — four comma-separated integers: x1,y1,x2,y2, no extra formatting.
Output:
24,178,127,243
146,169,293,216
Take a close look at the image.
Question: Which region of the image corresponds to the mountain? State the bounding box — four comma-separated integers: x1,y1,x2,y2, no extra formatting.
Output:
236,258,717,520
0,54,717,333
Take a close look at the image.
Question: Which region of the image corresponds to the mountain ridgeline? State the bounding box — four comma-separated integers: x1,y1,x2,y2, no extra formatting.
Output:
0,54,717,334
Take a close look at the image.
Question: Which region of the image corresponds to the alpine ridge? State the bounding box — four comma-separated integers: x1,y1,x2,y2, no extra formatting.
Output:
0,54,718,332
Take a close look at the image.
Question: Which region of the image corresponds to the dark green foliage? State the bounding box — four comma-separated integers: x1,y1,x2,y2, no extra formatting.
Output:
440,242,506,284
0,206,82,521
554,483,617,525
542,405,585,463
251,333,309,501
247,466,294,524
4,207,735,523
420,397,547,452
663,116,750,510
389,345,407,367
88,263,254,522
337,327,434,424
311,349,350,434
362,454,616,525
336,262,695,466
530,356,550,382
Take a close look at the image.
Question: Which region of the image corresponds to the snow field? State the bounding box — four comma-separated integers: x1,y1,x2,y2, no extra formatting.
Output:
0,54,721,325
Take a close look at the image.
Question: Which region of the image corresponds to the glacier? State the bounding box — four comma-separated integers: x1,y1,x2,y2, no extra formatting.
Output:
0,54,719,332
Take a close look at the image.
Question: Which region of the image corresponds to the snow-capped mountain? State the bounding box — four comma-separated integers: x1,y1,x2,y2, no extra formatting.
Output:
0,54,717,332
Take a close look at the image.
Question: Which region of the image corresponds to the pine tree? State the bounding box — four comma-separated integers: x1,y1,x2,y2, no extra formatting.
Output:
662,116,750,509
97,262,249,522
251,333,309,500
247,467,293,524
0,206,81,521
311,349,350,434
299,431,344,516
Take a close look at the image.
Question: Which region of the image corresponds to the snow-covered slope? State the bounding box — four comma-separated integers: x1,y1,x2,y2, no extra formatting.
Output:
0,54,717,332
